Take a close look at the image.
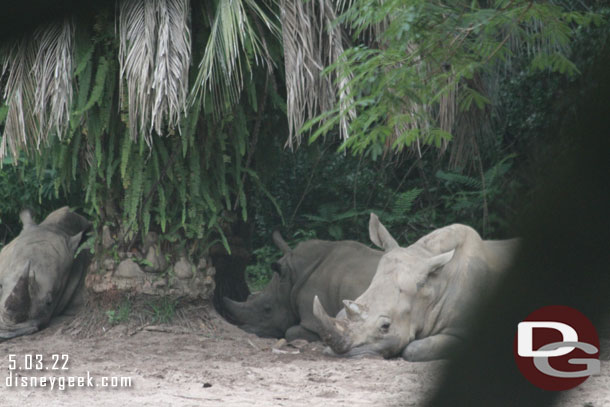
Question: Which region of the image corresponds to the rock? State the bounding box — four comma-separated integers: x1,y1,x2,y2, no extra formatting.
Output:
288,339,309,349
152,277,167,288
197,257,207,270
142,232,158,254
144,244,167,273
102,225,114,249
274,338,287,349
103,258,116,271
115,259,145,279
206,266,216,277
174,257,194,280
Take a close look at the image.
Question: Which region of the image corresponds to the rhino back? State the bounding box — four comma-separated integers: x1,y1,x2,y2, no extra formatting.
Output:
39,207,91,237
0,228,74,283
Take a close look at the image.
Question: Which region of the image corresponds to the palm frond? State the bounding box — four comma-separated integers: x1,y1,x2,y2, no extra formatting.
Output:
280,0,355,148
0,19,74,161
152,0,191,135
33,18,74,145
119,0,192,146
0,38,38,161
190,0,280,117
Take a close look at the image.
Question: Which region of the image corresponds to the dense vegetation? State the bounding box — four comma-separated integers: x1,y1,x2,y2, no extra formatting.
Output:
0,1,607,291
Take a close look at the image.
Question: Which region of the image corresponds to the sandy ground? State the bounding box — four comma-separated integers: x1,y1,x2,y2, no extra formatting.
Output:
0,306,607,407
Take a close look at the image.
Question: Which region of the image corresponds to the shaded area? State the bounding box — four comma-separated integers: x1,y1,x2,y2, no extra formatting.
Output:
210,225,252,323
0,0,115,41
425,37,610,407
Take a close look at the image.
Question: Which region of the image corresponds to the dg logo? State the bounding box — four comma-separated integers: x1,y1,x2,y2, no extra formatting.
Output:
514,305,600,391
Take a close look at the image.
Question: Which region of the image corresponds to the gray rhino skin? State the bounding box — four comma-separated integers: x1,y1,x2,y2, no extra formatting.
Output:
0,207,91,340
223,232,382,342
313,213,520,360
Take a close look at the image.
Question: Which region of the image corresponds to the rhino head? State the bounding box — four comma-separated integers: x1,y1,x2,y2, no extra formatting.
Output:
223,231,297,338
313,213,457,358
0,211,84,339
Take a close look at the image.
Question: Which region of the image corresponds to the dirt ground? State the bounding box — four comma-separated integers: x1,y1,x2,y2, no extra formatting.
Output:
0,305,607,407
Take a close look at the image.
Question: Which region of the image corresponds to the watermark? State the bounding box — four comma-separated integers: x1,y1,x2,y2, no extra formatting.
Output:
4,354,132,391
514,305,600,391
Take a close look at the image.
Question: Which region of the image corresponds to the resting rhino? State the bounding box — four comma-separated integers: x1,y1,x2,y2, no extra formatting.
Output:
223,232,382,342
0,207,91,340
313,213,519,360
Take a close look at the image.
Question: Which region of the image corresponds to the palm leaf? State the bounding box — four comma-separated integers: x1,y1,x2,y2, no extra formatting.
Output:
0,19,74,161
190,0,280,117
119,0,192,146
280,0,355,148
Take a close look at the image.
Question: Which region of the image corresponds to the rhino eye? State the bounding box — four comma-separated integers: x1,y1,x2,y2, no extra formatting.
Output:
263,305,272,313
379,320,391,333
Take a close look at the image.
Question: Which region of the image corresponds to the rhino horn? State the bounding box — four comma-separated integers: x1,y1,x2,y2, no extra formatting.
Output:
222,297,247,323
4,262,32,323
342,300,366,321
313,296,352,354
272,231,291,254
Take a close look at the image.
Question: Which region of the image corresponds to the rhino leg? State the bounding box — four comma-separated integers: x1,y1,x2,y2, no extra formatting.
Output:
285,325,320,342
0,320,40,341
402,334,463,362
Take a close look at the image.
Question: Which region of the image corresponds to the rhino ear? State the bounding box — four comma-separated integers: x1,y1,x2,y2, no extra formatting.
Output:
67,231,83,254
369,213,399,251
427,250,455,272
19,209,35,230
272,231,291,254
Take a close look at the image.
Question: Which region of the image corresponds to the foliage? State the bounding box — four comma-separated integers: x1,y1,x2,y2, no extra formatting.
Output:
301,0,603,160
0,2,286,257
0,156,78,249
106,299,131,325
245,244,282,291
146,297,177,324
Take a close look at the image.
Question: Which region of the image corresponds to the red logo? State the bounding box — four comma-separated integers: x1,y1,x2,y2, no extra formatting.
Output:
513,305,600,391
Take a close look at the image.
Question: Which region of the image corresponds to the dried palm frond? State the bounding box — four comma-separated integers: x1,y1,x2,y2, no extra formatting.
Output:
0,38,38,161
119,0,191,146
33,18,74,146
152,0,191,135
280,0,355,148
0,18,74,162
191,0,280,117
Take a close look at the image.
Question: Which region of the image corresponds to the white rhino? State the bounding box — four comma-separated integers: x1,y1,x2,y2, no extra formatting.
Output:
0,207,90,340
313,213,519,361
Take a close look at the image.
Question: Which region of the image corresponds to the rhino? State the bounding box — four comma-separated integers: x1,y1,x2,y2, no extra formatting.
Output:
313,213,520,360
0,207,91,340
223,231,382,342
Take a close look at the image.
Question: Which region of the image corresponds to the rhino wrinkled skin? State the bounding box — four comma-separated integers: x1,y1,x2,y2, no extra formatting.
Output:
0,207,91,340
313,213,520,360
223,231,382,342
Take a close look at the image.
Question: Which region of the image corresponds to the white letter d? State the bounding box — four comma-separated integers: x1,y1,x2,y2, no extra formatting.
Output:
518,321,577,357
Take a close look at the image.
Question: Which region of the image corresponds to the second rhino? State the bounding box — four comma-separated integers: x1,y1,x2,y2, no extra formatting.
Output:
223,232,382,342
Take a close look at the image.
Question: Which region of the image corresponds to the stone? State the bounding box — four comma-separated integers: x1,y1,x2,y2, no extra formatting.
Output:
142,232,159,253
152,277,167,288
174,257,194,280
144,244,167,273
103,258,116,271
115,259,145,279
102,225,114,250
197,257,207,270
205,266,216,277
